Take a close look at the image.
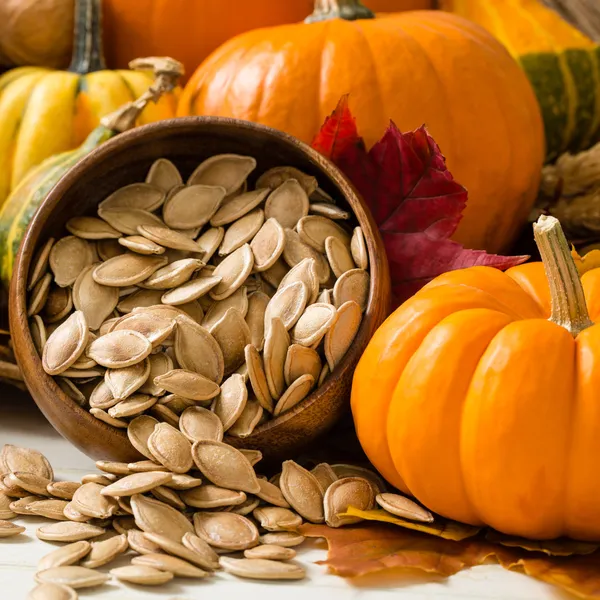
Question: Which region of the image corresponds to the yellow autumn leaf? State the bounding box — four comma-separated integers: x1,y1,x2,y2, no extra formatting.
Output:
342,507,480,541
572,246,600,275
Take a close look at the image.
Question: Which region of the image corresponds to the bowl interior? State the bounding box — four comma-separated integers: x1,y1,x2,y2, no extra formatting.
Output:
13,117,389,461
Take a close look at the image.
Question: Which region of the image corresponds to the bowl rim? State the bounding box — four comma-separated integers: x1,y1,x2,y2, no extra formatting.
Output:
10,115,391,457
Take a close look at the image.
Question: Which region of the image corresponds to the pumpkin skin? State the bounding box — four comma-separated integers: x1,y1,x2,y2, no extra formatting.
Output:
441,0,600,161
102,0,434,78
177,10,544,254
352,256,600,541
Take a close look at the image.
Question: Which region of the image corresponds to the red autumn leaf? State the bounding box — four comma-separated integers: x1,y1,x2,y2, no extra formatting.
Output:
312,96,528,305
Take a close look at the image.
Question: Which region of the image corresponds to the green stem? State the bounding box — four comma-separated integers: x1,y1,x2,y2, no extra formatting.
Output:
68,0,106,74
533,215,593,336
305,0,375,23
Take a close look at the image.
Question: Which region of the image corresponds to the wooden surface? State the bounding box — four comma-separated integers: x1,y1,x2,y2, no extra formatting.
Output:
0,384,570,599
10,116,391,465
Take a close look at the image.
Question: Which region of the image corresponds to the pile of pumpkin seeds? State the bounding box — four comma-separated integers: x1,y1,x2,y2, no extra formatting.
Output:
29,155,370,437
0,443,433,597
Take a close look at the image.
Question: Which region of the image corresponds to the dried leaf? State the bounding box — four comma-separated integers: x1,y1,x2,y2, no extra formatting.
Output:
485,530,599,556
299,523,491,578
312,96,528,305
572,247,600,275
342,507,480,541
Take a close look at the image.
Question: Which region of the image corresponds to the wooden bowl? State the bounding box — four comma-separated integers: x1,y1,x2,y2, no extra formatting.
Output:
10,117,391,464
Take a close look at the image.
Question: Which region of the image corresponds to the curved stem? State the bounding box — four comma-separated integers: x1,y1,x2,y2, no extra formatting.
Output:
68,0,106,74
305,0,375,23
100,58,184,133
533,215,593,336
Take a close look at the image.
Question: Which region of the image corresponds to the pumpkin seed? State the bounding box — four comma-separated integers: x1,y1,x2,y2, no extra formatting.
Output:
9,495,41,514
140,532,215,571
46,482,80,501
256,166,317,195
98,207,165,236
28,583,77,600
86,330,152,369
89,380,118,410
6,471,51,497
324,300,361,370
38,541,91,572
375,493,434,522
188,154,256,194
244,544,296,561
30,315,47,355
0,519,25,537
265,282,308,334
333,268,369,311
0,492,16,519
258,531,305,547
212,373,248,430
71,265,119,331
147,422,193,473
146,158,182,192
35,566,109,589
138,353,172,395
28,499,70,522
28,237,55,291
127,415,159,460
274,374,314,416
255,479,291,509
36,522,105,542
244,344,273,413
110,565,173,585
325,235,356,278
150,403,181,427
324,476,375,527
253,506,301,532
105,359,150,400
72,483,118,519
28,273,52,317
89,408,128,428
80,533,128,568
103,472,172,498
163,184,226,229
181,485,246,509
350,226,368,269
92,253,167,287
62,502,87,523
228,397,263,438
193,512,259,551
80,473,116,485
196,226,225,262
117,289,163,313
97,239,125,261
210,188,270,227
210,244,254,300
263,317,289,399
95,460,132,475
137,224,204,253
163,474,202,491
244,291,269,351
284,344,321,387
261,258,288,289
112,517,136,533
219,556,305,580
66,216,121,240
161,275,222,305
292,304,338,349
127,460,168,473
282,229,330,284
49,236,95,287
43,286,73,323
42,312,88,376
109,393,157,419
330,464,386,494
118,235,165,255
280,461,324,523
264,179,309,229
143,258,204,289
310,203,350,220
317,363,330,386
191,440,260,494
99,182,165,212
297,215,351,253
0,445,52,479
279,258,319,304
127,528,161,554
310,463,338,491
154,369,220,401
210,308,251,376
218,208,264,256
202,291,248,337
179,406,224,443
132,552,209,578
229,496,260,516
130,493,194,542
250,218,285,272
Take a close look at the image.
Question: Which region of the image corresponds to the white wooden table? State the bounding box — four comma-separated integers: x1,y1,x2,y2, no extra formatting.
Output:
0,385,567,599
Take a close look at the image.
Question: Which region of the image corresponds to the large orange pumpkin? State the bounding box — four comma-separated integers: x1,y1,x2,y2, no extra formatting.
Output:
177,0,544,254
101,0,433,81
352,215,600,541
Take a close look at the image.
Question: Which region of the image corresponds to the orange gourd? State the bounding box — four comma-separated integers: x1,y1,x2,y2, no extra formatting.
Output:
177,0,544,254
352,215,600,541
102,0,433,81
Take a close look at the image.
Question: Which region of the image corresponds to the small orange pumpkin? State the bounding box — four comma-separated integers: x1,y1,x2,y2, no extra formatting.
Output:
177,0,544,254
352,215,600,541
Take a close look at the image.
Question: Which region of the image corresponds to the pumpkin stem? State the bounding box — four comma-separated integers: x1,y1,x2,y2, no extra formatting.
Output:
100,58,184,133
305,0,375,23
68,0,106,74
533,215,593,336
